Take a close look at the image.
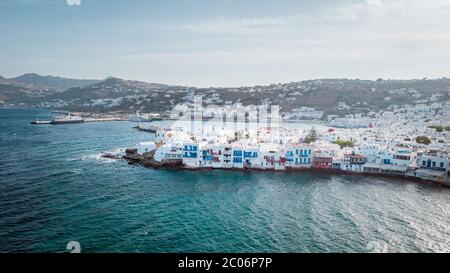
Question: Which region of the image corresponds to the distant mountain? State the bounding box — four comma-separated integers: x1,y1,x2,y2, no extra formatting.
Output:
0,75,13,85
0,82,36,104
2,75,450,117
55,77,170,101
40,77,190,112
0,72,98,105
8,73,100,92
42,77,450,115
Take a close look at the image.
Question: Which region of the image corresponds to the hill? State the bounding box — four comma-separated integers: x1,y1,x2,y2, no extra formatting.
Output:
2,75,450,118
8,73,100,92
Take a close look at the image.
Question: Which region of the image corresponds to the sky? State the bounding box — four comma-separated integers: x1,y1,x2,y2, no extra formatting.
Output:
1,0,450,87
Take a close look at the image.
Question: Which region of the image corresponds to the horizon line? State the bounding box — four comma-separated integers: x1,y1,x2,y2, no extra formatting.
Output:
2,72,450,89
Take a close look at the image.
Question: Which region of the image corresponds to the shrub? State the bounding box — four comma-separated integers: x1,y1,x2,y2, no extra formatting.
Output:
428,125,443,133
416,136,431,145
333,140,354,148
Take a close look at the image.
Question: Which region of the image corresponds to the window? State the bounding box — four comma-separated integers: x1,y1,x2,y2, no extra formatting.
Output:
440,162,444,168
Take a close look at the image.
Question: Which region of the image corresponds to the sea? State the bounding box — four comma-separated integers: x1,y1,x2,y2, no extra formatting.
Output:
0,108,449,253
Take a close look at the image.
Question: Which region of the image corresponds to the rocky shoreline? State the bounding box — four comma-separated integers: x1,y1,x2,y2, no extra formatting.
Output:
101,150,450,188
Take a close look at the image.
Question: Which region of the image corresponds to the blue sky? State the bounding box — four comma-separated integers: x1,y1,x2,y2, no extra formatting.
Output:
1,0,450,87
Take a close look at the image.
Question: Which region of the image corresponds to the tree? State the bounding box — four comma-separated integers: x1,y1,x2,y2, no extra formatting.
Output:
333,140,354,148
416,136,431,145
428,125,443,132
304,127,318,144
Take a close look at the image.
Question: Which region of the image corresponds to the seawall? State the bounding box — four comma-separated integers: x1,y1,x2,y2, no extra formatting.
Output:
111,153,450,188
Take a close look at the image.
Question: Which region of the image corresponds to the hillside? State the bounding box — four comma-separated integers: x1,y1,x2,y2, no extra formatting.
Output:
2,75,450,118
8,73,100,92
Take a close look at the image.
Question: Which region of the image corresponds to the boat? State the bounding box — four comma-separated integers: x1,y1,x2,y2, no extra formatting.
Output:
128,115,152,122
133,124,158,133
50,114,85,125
30,120,51,125
128,111,152,122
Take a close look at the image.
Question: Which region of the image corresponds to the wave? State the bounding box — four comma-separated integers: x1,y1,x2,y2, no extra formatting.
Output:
79,147,126,163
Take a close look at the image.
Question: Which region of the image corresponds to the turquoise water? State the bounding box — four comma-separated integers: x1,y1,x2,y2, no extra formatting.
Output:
0,108,449,253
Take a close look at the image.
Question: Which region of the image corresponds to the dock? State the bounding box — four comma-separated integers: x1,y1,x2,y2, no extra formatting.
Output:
85,117,125,122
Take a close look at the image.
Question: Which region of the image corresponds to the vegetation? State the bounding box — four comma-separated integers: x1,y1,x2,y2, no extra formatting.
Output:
428,125,443,132
304,127,318,144
3,76,450,115
333,140,354,148
416,136,431,145
428,125,450,132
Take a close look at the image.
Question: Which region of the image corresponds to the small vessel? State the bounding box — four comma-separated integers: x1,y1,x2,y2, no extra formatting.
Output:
128,111,152,122
50,114,85,125
30,120,51,125
133,124,158,133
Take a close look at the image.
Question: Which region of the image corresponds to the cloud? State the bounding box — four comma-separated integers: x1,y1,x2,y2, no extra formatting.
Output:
145,0,450,85
172,16,300,34
366,0,382,6
66,0,80,6
171,0,450,35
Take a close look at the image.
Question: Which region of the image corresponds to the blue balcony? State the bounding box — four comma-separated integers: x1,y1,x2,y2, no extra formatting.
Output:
183,152,198,158
233,150,243,157
183,145,197,152
244,151,258,158
300,149,311,157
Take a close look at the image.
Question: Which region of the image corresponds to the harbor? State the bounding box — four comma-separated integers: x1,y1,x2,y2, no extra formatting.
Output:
104,100,450,188
2,107,450,253
29,111,161,125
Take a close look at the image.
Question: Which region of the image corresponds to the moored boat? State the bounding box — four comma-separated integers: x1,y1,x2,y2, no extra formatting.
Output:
133,124,158,133
30,120,52,125
50,114,85,125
